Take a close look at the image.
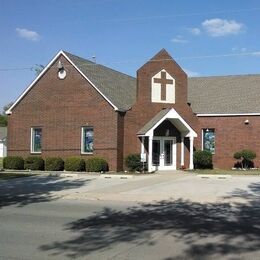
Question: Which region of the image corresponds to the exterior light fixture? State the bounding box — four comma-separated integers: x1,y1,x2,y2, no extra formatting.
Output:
57,61,66,79
244,119,249,125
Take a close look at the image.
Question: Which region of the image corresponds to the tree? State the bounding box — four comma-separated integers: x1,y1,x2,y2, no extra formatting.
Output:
32,64,44,76
234,149,256,169
0,102,14,127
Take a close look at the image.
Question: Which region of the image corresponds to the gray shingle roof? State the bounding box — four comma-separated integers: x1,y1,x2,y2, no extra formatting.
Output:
0,127,7,140
65,51,260,114
64,51,136,111
137,108,171,135
188,74,260,114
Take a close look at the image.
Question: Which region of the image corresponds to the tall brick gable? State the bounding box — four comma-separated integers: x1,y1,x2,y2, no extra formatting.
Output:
7,54,123,171
124,49,199,168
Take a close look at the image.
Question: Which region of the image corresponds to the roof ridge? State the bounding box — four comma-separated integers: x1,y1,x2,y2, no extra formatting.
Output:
63,50,136,79
189,73,260,79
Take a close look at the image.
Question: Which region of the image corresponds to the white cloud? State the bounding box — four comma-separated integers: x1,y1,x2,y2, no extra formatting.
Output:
202,18,244,37
232,47,247,52
188,27,201,35
184,69,199,77
16,28,40,41
252,51,260,56
171,35,188,43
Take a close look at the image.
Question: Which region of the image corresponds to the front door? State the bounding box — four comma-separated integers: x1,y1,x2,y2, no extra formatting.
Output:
152,137,176,170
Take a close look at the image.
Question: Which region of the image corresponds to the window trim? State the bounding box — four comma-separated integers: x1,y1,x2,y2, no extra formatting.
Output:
202,128,215,154
31,127,42,154
81,126,94,154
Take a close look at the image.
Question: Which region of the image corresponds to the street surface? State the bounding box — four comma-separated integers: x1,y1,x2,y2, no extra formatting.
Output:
0,172,259,259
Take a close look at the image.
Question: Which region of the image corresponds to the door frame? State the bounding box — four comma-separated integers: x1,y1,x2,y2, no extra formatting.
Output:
152,136,177,170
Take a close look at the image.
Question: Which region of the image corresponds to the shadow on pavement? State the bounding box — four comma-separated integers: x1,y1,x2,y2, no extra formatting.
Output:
40,181,260,259
0,176,90,208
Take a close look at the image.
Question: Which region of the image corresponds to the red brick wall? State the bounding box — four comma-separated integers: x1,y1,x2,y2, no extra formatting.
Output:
124,50,199,169
7,54,122,171
197,116,260,169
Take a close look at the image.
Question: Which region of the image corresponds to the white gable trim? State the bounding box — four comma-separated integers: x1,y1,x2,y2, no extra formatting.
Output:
145,108,197,138
197,113,260,117
61,52,119,111
6,50,119,114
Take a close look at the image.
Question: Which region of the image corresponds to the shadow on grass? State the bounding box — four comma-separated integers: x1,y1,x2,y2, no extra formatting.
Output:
0,175,90,208
40,182,260,259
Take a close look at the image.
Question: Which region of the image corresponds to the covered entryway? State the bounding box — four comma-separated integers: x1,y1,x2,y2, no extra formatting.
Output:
138,108,197,172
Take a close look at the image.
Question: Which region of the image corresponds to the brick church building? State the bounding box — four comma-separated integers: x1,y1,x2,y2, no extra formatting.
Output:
6,49,260,171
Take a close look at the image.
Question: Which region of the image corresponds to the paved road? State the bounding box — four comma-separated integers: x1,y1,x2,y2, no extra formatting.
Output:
0,173,259,259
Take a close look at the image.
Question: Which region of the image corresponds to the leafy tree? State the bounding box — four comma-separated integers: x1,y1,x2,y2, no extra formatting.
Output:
0,102,13,126
32,64,44,76
234,149,256,169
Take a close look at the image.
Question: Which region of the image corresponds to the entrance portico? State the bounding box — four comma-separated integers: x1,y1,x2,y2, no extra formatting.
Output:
138,108,197,172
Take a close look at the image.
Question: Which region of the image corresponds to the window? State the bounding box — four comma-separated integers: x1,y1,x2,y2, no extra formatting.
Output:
203,129,215,154
81,127,94,153
31,128,42,153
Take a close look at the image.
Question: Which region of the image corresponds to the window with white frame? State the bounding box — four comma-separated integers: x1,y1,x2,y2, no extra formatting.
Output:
81,127,94,153
202,128,215,154
31,128,42,153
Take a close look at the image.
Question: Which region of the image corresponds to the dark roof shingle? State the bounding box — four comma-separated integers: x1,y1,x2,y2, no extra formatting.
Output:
64,51,136,111
188,74,260,114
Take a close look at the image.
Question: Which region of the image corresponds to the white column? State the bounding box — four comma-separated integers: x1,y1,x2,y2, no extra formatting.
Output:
189,136,194,170
181,136,184,167
148,136,153,172
141,136,145,154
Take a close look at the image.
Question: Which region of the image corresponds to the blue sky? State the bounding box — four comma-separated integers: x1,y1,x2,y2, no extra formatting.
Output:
1,0,260,110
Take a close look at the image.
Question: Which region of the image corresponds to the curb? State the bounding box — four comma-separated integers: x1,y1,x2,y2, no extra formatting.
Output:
197,174,232,179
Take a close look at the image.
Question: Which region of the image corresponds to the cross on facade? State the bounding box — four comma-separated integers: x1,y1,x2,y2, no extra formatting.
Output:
153,71,173,100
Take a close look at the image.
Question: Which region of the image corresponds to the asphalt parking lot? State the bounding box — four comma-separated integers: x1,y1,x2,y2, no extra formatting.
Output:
1,171,259,260
2,170,258,204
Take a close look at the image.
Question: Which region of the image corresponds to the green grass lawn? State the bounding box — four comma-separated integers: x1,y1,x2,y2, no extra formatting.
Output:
190,168,260,175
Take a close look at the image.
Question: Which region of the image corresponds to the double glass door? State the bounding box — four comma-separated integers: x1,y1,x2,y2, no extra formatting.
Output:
152,137,176,170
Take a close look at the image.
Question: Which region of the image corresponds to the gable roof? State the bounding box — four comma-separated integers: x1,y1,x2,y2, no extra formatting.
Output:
137,108,171,135
6,49,260,116
7,50,136,114
188,74,260,114
63,52,136,111
0,127,7,141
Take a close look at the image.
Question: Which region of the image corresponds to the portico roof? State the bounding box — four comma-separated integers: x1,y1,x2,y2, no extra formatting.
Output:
137,108,197,138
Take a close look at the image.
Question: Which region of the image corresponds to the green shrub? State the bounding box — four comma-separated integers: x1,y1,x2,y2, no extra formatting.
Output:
45,157,64,171
24,156,44,171
193,150,213,169
125,154,142,172
234,149,256,169
3,156,24,170
64,157,85,172
85,157,108,172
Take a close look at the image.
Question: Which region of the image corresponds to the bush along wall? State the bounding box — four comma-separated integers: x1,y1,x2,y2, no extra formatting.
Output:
3,156,24,170
85,157,108,172
193,150,213,169
64,157,85,172
125,153,147,172
233,149,256,169
45,157,64,171
24,156,44,171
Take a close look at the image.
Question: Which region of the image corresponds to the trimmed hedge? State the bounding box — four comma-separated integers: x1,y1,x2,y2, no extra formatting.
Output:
193,150,213,169
85,157,108,172
45,157,64,171
234,149,256,169
125,154,142,172
24,156,44,171
64,157,85,172
3,156,24,170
